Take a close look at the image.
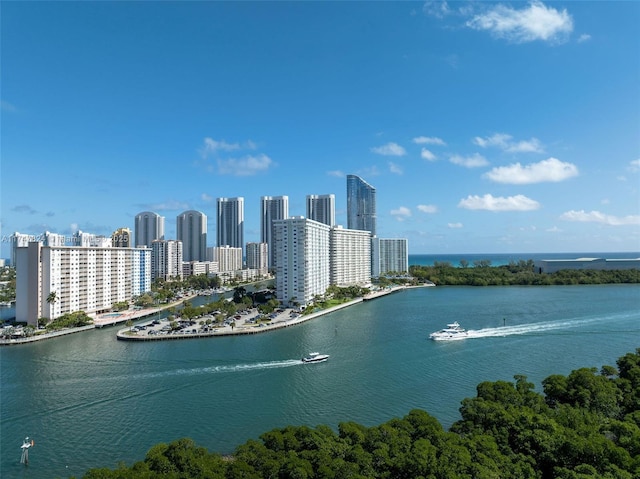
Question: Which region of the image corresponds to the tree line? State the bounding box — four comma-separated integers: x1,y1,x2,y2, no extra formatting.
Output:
78,349,640,478
409,260,640,286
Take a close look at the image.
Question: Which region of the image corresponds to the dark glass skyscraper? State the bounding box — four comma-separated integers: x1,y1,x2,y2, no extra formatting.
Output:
347,175,376,235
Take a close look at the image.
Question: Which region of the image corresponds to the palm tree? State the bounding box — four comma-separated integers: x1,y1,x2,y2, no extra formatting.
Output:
46,291,58,319
46,291,57,305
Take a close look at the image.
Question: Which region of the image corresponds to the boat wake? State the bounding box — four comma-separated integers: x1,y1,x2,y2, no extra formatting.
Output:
439,312,638,341
140,359,304,379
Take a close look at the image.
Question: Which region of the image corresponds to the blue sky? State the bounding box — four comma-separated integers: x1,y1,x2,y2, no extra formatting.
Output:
2,1,639,256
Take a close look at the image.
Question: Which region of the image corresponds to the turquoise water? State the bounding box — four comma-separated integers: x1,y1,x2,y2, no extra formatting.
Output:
1,284,639,479
409,251,640,266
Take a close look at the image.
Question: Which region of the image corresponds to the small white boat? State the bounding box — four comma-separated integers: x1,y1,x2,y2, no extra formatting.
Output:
302,352,329,363
429,321,468,341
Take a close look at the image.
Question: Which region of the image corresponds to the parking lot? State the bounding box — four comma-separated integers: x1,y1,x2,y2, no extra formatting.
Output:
119,307,303,340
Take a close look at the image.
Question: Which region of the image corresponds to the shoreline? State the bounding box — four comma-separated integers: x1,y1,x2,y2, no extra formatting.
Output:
0,294,199,346
0,284,432,346
116,285,420,341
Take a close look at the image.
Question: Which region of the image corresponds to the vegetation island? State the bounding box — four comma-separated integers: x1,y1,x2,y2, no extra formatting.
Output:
76,349,640,479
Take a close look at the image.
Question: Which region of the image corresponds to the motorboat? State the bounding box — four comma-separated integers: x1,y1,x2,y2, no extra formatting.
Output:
302,352,329,363
429,321,468,341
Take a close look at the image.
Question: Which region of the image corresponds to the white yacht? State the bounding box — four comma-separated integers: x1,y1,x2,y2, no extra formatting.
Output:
302,352,330,363
429,322,468,341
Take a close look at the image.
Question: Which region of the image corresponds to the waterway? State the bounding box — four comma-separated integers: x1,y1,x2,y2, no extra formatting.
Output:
1,284,639,478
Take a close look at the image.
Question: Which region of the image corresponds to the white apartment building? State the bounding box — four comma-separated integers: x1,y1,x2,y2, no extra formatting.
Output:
246,242,268,275
211,246,243,273
273,217,330,307
151,240,183,281
330,226,371,286
182,261,217,277
16,242,151,326
372,237,409,276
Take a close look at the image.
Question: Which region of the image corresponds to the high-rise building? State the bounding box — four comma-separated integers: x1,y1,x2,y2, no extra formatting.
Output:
260,196,289,269
217,197,244,254
371,237,408,277
176,210,207,262
151,240,183,281
330,226,371,286
210,246,243,273
112,227,132,248
10,232,36,269
273,217,330,307
134,211,165,248
246,242,269,275
347,174,377,236
16,242,151,326
306,194,336,227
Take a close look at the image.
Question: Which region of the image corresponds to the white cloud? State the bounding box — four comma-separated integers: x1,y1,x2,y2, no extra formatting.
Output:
371,142,407,156
389,162,403,175
200,138,242,157
413,136,446,146
391,206,412,221
421,148,437,161
217,154,273,176
449,153,489,168
466,1,574,44
423,0,451,19
473,133,511,149
628,159,640,172
507,139,544,153
484,157,578,184
327,170,345,178
200,138,258,159
473,133,543,153
546,226,562,232
577,33,591,43
201,193,213,202
417,204,438,213
458,194,540,211
448,222,463,228
559,210,640,226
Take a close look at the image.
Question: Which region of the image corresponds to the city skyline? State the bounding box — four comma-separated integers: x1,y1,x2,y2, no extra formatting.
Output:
2,1,639,257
